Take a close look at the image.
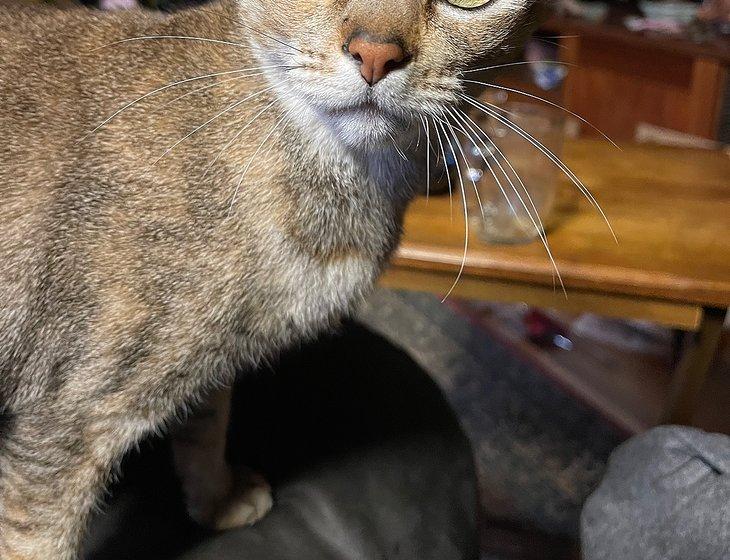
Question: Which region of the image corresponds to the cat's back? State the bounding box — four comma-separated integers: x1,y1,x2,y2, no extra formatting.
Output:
0,6,107,360
0,3,233,354
0,1,241,182
0,2,239,203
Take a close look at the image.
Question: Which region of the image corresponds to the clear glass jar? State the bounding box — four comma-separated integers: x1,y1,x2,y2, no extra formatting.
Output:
462,101,566,244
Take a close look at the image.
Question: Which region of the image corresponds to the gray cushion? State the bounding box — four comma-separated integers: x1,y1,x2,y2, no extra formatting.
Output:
581,426,730,560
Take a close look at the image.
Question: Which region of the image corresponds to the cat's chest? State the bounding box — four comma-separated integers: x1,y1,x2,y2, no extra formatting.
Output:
246,215,386,340
271,180,401,322
273,248,379,332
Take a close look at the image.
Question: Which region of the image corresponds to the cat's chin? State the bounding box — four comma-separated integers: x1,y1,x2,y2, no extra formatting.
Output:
323,105,411,151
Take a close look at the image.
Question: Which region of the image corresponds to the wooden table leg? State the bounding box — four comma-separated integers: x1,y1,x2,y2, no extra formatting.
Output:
661,307,727,425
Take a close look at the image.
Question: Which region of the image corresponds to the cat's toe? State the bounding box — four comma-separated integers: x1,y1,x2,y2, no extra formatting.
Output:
212,469,273,531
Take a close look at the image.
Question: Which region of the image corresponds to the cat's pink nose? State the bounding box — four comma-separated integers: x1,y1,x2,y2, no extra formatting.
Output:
347,35,406,86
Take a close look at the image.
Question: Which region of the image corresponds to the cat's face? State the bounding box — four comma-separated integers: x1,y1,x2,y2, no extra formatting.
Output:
245,0,541,150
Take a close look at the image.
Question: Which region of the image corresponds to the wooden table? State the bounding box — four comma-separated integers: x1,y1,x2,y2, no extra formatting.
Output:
381,139,730,426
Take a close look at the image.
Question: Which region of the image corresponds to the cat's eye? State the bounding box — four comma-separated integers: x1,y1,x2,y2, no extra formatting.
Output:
446,0,491,8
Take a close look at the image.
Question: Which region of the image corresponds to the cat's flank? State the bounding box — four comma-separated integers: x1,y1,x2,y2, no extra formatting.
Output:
0,0,541,558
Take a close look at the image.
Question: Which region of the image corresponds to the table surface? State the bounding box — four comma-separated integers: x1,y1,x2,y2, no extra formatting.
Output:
391,139,730,308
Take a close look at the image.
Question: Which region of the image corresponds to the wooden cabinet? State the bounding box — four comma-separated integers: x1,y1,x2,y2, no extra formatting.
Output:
535,15,730,142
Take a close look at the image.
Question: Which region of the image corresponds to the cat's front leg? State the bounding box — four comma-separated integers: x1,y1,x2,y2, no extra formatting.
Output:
172,385,273,530
0,410,137,560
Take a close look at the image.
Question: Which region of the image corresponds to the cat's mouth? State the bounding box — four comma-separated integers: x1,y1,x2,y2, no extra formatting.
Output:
327,101,381,118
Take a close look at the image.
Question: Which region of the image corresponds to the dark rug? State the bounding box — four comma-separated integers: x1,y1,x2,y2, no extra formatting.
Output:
358,289,626,539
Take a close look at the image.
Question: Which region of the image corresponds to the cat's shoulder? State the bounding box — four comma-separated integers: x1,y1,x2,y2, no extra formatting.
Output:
0,2,169,47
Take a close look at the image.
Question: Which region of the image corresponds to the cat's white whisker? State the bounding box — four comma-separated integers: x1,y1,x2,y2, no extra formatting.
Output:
148,73,260,117
462,79,619,149
203,99,279,179
463,95,590,199
231,18,306,54
447,110,517,221
440,110,487,223
443,110,490,228
432,113,487,222
481,97,618,246
386,130,408,161
147,66,300,116
432,113,465,136
463,60,574,74
151,84,278,166
194,5,306,55
93,35,296,56
228,114,289,217
420,115,431,201
84,67,284,138
534,37,572,51
454,109,539,230
431,115,454,220
460,110,551,242
436,118,470,303
454,108,565,294
456,109,539,232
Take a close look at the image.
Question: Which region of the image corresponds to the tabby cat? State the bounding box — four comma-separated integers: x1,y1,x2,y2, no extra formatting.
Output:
0,0,542,557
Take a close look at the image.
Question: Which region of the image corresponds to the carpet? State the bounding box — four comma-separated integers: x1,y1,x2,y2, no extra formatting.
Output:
358,289,626,539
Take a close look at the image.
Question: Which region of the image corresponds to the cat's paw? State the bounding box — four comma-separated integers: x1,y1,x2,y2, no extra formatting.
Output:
209,468,273,531
184,466,273,530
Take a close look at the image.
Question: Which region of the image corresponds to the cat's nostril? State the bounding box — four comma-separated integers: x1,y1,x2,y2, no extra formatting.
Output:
346,33,407,86
384,56,409,72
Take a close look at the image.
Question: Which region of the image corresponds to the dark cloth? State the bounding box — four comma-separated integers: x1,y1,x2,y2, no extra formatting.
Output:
581,426,730,560
84,322,479,560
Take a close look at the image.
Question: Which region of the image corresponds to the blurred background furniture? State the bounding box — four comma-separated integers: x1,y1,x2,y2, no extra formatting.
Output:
547,10,729,141
495,2,730,144
381,139,730,433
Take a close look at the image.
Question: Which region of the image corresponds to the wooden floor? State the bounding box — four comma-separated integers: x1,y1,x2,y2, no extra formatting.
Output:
480,518,580,560
451,299,730,436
